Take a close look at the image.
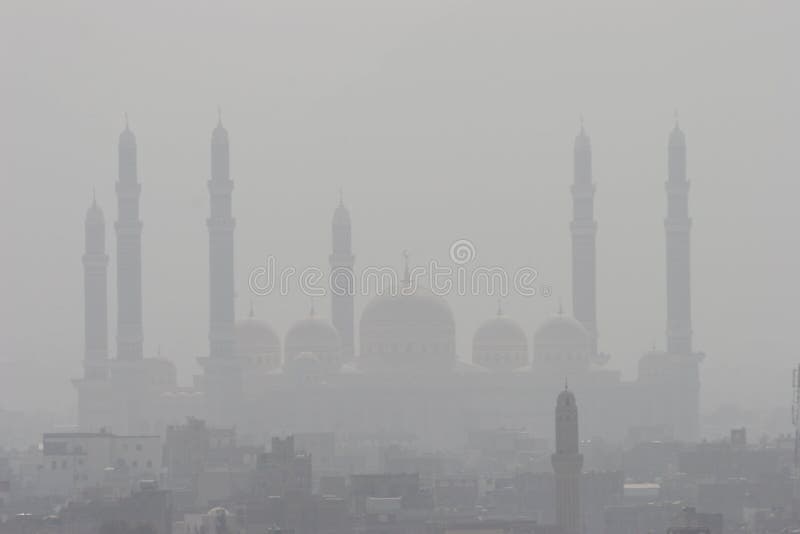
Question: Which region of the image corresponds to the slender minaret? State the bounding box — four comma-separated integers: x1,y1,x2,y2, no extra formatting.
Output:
115,117,144,361
208,111,236,360
570,118,598,356
665,118,692,355
551,386,583,534
329,191,355,361
83,194,109,378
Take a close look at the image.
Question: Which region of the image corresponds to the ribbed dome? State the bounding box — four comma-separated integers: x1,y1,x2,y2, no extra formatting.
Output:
359,286,456,372
235,315,281,369
472,312,529,371
284,313,342,372
361,287,454,327
533,313,591,373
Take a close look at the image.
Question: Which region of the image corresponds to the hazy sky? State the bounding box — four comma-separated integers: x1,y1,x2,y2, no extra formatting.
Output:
0,1,797,424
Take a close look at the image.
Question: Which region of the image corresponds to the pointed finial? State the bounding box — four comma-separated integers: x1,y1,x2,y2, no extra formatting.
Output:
92,187,97,207
564,377,569,391
402,250,410,283
248,299,255,319
309,297,315,317
557,297,564,315
673,108,679,128
217,105,223,126
124,112,129,131
338,187,344,207
497,298,504,316
579,113,585,134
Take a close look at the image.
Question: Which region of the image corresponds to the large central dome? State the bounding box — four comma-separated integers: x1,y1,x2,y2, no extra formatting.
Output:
359,285,456,372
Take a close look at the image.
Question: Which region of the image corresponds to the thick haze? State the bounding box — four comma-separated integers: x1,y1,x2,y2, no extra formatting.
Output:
0,1,797,426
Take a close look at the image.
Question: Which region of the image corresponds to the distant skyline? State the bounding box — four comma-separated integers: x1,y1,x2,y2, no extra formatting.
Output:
0,1,798,430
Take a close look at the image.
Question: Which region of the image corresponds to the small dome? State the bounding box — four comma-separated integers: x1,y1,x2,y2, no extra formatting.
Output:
574,128,591,152
533,313,591,373
85,199,105,225
119,124,136,147
557,388,577,408
236,313,281,370
472,312,529,371
212,121,228,145
333,203,350,226
285,313,342,372
669,124,685,148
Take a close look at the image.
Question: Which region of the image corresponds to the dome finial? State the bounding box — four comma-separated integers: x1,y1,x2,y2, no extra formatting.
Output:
248,299,255,319
673,108,679,128
124,112,130,131
564,377,569,391
92,187,97,207
217,105,223,126
579,113,585,134
309,297,316,317
402,250,410,284
497,297,504,316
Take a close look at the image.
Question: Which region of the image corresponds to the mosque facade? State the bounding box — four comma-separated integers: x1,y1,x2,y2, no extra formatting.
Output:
74,117,704,448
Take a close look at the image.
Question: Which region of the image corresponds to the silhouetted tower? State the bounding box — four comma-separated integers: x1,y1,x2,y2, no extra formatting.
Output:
571,119,598,356
83,194,109,379
208,113,236,360
665,119,692,355
116,118,144,361
552,386,583,534
329,192,355,361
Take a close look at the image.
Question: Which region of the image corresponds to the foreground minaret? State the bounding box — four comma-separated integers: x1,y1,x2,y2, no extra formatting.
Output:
665,119,692,355
571,119,598,356
84,195,110,379
208,113,236,360
329,193,355,361
74,196,115,430
116,118,144,361
551,386,583,534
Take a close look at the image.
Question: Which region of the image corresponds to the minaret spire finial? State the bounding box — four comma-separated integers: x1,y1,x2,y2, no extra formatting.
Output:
565,377,569,391
309,297,316,318
673,108,679,128
248,299,255,319
579,113,585,134
558,297,564,315
338,187,344,207
92,187,97,207
124,112,129,131
217,105,222,126
402,250,410,283
497,298,504,316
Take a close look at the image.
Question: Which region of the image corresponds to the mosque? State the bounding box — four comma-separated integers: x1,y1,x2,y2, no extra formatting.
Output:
73,116,703,448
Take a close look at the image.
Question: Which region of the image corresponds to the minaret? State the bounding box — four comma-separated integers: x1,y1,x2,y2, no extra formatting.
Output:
115,117,144,361
208,111,236,360
551,386,583,534
665,118,692,355
329,191,355,361
83,194,109,379
571,118,598,356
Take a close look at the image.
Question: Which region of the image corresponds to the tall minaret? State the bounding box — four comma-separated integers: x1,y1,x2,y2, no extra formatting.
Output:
115,118,144,361
570,119,598,356
208,112,236,360
665,118,692,355
551,386,583,534
329,192,355,361
84,195,109,379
